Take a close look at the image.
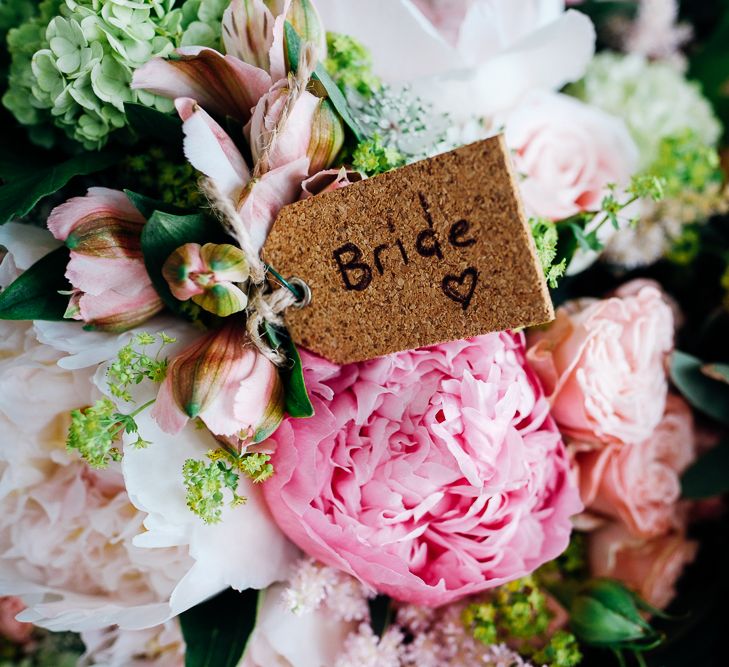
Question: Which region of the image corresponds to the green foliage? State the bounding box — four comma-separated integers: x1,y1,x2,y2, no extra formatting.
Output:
263,322,314,419
530,218,567,288
325,31,380,96
0,247,71,321
0,149,120,224
646,130,723,198
681,438,729,499
183,448,274,524
670,350,729,427
352,134,406,176
179,588,259,667
285,20,365,142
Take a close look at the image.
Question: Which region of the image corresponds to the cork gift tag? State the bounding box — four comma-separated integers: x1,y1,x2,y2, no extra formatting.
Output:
262,135,554,364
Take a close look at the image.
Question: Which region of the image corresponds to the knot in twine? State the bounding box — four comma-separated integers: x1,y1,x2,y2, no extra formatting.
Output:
201,43,318,365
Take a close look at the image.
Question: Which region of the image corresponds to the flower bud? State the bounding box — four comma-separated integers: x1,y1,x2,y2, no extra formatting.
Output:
301,167,363,198
284,0,326,65
307,98,345,174
162,242,250,317
568,579,663,650
47,187,163,332
152,322,284,442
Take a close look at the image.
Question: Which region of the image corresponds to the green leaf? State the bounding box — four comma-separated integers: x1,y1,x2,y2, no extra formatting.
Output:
179,588,260,667
140,209,222,317
670,351,729,426
0,247,71,321
0,150,121,224
567,222,603,252
264,322,314,418
124,189,189,219
125,103,183,146
284,21,364,141
681,439,729,499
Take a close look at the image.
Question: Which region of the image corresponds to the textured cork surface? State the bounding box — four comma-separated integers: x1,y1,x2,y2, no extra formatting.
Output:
262,135,554,364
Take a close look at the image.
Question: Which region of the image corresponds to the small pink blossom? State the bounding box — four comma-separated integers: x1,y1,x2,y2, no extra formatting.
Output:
527,280,674,446
264,333,582,607
47,188,163,332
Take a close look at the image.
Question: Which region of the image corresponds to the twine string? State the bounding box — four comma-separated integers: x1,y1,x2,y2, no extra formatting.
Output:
200,42,318,365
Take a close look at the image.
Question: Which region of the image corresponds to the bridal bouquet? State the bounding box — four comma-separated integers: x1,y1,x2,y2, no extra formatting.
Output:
1,1,728,666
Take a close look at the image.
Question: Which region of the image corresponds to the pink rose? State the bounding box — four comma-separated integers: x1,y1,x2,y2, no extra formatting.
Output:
527,280,674,445
504,91,638,220
47,188,163,332
588,522,697,609
0,596,33,644
263,332,582,607
152,322,284,440
575,394,695,538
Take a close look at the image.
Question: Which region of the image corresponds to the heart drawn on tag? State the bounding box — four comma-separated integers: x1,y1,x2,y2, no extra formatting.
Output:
441,267,479,310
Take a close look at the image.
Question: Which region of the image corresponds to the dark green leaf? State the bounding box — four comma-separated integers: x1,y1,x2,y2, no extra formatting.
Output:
179,588,259,667
701,362,729,385
284,21,365,141
125,189,189,219
125,103,183,146
368,595,392,637
670,350,729,426
567,222,603,252
141,209,223,317
681,439,729,499
0,150,121,224
0,247,71,321
264,322,314,418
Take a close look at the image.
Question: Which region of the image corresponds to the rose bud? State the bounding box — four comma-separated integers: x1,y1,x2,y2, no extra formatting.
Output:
152,322,284,441
47,187,163,332
566,579,664,653
162,242,250,317
247,80,345,175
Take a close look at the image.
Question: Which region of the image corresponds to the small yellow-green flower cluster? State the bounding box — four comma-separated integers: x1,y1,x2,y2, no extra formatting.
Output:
3,0,227,149
183,448,274,524
325,31,380,97
66,332,174,467
463,576,582,667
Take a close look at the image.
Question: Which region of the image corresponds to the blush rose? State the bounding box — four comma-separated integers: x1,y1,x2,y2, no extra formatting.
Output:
527,280,674,446
263,332,582,607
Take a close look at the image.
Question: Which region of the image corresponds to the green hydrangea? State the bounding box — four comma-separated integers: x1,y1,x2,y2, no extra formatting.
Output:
569,52,722,169
3,0,227,150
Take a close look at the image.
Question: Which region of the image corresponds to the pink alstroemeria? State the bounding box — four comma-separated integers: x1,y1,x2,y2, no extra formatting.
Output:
47,188,163,332
152,322,284,440
162,242,250,317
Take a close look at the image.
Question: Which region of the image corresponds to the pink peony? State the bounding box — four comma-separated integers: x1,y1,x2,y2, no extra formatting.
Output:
527,280,674,446
575,394,695,538
588,521,697,609
263,332,582,607
47,188,163,332
504,91,638,220
0,596,33,643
